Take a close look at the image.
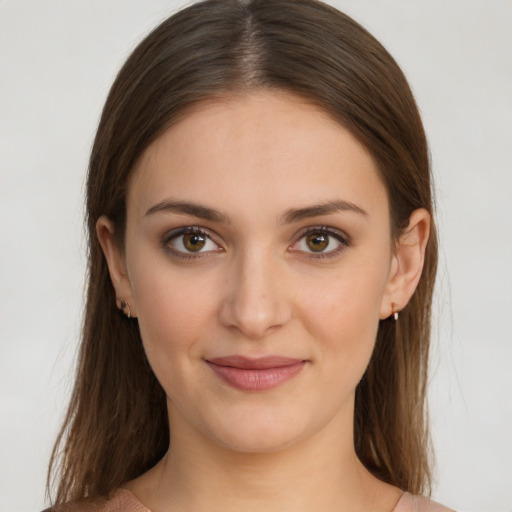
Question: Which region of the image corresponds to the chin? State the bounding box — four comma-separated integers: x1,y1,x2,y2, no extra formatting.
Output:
197,400,332,455
212,422,306,454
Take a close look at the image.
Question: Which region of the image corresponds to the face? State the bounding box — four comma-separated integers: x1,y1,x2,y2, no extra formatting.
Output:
100,91,418,454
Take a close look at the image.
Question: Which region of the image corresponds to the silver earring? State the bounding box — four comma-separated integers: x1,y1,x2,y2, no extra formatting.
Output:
121,300,131,318
391,302,399,321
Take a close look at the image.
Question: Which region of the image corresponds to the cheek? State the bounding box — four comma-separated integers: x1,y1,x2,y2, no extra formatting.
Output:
129,255,221,361
296,256,389,374
128,261,226,409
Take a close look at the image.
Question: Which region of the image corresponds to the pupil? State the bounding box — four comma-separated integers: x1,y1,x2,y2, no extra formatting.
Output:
307,233,328,252
184,233,206,252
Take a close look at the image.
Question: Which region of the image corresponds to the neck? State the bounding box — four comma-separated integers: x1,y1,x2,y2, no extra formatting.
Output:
126,401,401,512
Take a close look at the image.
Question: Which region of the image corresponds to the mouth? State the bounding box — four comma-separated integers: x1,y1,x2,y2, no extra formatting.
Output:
205,355,308,392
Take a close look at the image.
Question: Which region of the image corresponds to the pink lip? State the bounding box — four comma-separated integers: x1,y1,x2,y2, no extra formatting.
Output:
206,356,307,391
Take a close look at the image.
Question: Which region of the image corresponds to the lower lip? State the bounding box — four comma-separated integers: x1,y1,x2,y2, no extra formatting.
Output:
206,361,307,391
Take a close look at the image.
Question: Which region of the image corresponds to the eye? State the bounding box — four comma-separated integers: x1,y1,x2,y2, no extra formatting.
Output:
303,232,330,252
163,227,221,257
290,227,348,257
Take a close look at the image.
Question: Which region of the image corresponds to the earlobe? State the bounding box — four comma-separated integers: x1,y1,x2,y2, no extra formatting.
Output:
379,208,431,319
96,216,137,318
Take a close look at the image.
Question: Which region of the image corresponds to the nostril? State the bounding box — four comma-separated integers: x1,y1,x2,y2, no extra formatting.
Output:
217,254,292,338
218,292,290,340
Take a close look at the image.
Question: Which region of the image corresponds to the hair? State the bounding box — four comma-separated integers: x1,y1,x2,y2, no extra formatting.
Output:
48,0,438,505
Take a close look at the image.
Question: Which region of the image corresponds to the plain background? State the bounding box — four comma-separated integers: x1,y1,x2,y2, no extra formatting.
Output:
0,1,511,511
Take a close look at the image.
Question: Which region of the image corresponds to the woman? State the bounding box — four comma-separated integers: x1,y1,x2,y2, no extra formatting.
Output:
47,0,453,510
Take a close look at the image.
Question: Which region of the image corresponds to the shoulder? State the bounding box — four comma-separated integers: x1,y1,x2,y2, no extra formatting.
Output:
96,489,149,512
394,492,456,512
43,489,149,512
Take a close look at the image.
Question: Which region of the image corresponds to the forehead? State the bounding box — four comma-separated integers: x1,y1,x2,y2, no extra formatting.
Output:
128,91,388,222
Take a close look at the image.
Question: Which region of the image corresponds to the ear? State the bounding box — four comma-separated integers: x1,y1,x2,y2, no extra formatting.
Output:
379,208,431,319
96,216,137,318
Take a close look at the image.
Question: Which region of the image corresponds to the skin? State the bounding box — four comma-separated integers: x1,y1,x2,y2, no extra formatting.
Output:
98,91,430,512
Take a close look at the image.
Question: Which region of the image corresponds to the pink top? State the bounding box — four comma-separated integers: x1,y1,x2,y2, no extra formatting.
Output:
89,488,454,512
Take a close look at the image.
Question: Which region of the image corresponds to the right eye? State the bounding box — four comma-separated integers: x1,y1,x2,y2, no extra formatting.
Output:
163,227,222,258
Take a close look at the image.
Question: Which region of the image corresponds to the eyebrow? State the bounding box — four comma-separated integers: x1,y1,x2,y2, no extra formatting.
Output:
145,200,230,223
279,200,368,224
144,199,367,224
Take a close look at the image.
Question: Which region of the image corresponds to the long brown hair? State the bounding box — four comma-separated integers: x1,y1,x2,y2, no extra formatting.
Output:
48,0,437,504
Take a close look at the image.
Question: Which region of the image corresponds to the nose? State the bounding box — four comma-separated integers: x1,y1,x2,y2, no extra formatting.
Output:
218,248,291,340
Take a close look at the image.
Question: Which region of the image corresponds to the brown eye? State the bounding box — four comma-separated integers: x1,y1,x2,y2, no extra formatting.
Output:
291,227,347,257
183,233,206,252
306,233,329,252
166,228,220,256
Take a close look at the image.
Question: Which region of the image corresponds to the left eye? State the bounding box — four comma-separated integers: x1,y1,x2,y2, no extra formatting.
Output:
292,229,345,255
167,230,220,254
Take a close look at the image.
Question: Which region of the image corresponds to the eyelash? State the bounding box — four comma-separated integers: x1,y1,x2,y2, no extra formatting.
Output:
161,225,350,261
161,226,222,260
290,226,350,259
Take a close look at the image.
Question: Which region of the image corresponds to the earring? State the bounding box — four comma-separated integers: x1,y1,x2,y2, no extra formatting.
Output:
391,302,399,321
121,300,131,319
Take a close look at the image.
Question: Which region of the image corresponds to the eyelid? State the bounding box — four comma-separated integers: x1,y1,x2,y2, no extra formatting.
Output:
161,226,223,259
289,225,351,258
161,224,351,261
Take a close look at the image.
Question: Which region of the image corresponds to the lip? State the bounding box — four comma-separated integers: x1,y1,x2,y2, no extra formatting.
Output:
206,356,307,392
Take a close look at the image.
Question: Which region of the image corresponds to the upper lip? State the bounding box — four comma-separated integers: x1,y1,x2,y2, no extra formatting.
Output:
206,355,305,370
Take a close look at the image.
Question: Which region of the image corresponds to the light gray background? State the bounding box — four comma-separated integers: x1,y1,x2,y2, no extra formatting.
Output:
1,1,511,511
